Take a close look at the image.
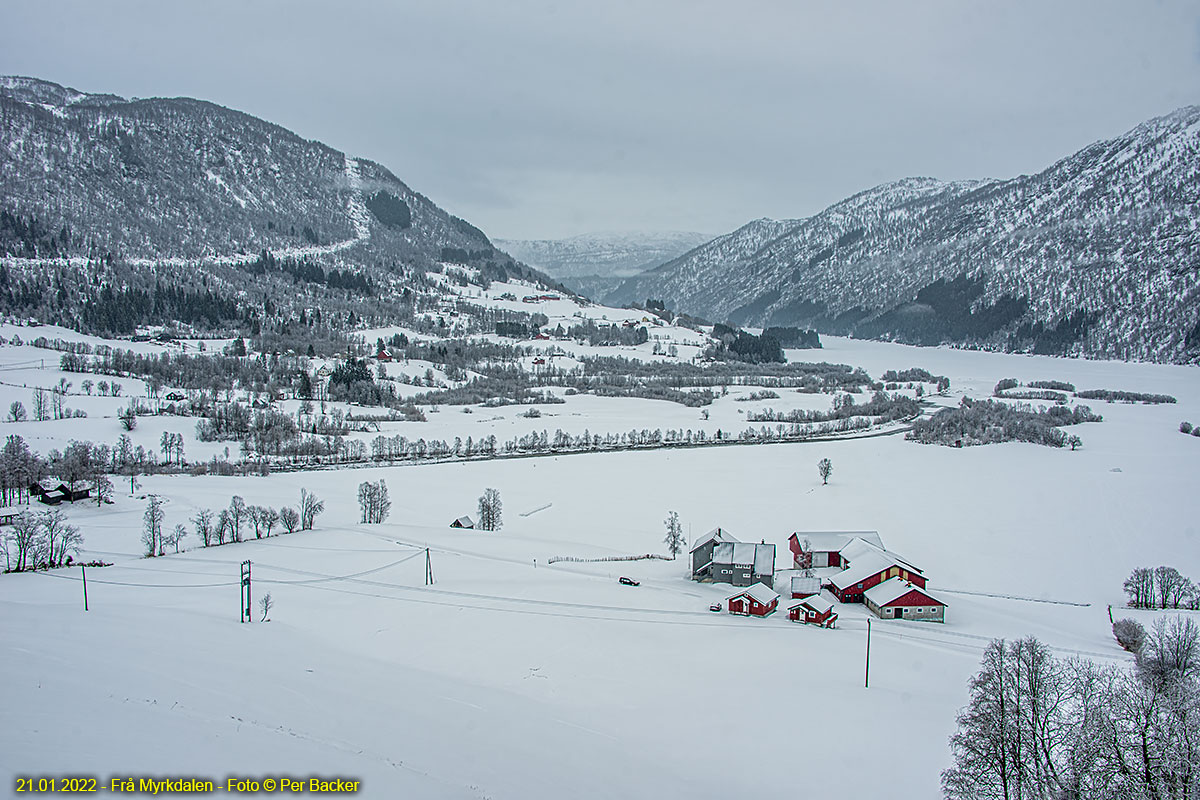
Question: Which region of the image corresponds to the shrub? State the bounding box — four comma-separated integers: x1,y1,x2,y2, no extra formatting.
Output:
1113,618,1146,653
1182,421,1194,434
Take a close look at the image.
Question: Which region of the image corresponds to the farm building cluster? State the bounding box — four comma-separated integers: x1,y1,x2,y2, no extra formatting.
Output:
690,528,946,626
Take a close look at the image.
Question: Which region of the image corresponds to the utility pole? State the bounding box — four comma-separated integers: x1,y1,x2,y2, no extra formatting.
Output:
240,560,252,622
425,547,434,585
81,565,88,611
864,618,872,689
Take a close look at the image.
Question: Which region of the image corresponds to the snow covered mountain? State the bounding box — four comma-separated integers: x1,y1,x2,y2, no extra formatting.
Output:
494,230,711,296
0,76,560,330
609,107,1200,363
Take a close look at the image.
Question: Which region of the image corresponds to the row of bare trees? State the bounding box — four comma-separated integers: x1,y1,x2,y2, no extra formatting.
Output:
142,489,325,557
1125,566,1199,610
1,507,81,571
944,618,1199,800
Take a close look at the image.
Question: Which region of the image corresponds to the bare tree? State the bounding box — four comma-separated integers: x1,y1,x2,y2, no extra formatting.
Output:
1124,567,1155,609
279,506,300,534
85,468,110,505
215,509,231,545
1154,566,1192,610
357,479,391,524
299,489,324,530
41,507,81,567
817,458,833,485
32,388,49,422
663,510,683,558
118,406,137,431
1137,616,1200,687
477,487,503,531
7,401,26,422
259,592,273,621
247,505,264,538
261,507,280,537
142,496,164,557
164,523,187,554
8,511,42,571
228,496,247,542
192,508,214,547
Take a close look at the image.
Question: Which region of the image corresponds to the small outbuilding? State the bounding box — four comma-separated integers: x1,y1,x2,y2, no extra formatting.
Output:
0,506,20,525
790,575,822,599
864,578,946,623
450,515,475,529
788,594,838,628
727,583,780,617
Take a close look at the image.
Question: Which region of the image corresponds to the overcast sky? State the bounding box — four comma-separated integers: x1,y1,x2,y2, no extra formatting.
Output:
3,1,1199,240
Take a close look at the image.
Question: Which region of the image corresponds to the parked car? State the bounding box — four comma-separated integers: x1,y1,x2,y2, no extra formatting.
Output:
709,603,722,612
618,576,640,586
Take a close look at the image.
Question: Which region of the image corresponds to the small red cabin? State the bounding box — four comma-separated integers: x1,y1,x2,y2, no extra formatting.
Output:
788,595,838,628
727,583,779,617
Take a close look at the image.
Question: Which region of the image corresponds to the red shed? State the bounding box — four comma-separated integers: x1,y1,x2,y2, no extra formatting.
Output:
727,583,779,617
788,594,838,628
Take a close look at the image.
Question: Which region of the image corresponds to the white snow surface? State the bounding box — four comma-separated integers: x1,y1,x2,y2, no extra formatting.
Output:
1,327,1198,798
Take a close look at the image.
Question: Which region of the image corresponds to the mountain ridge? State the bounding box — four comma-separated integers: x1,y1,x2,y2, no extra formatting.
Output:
609,106,1200,362
0,75,565,338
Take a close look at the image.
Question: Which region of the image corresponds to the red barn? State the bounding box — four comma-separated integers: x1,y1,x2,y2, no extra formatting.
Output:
826,540,925,603
788,594,838,628
727,583,779,617
864,578,946,623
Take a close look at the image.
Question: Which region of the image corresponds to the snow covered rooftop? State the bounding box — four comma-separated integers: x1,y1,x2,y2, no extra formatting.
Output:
712,541,774,574
790,531,884,552
690,526,738,553
827,551,895,590
754,543,775,575
790,576,821,596
791,594,833,615
837,537,924,576
729,582,779,606
864,577,944,608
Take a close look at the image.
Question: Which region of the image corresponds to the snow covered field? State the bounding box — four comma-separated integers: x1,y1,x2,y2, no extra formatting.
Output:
2,326,1199,798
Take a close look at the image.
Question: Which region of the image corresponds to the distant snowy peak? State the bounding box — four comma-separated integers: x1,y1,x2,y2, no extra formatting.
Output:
495,230,714,279
609,105,1200,363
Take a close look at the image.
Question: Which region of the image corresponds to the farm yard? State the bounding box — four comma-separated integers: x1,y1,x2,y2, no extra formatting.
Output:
2,293,1198,798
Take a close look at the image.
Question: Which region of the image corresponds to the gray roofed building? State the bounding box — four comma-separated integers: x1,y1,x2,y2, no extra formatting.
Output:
689,526,738,581
708,540,775,588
